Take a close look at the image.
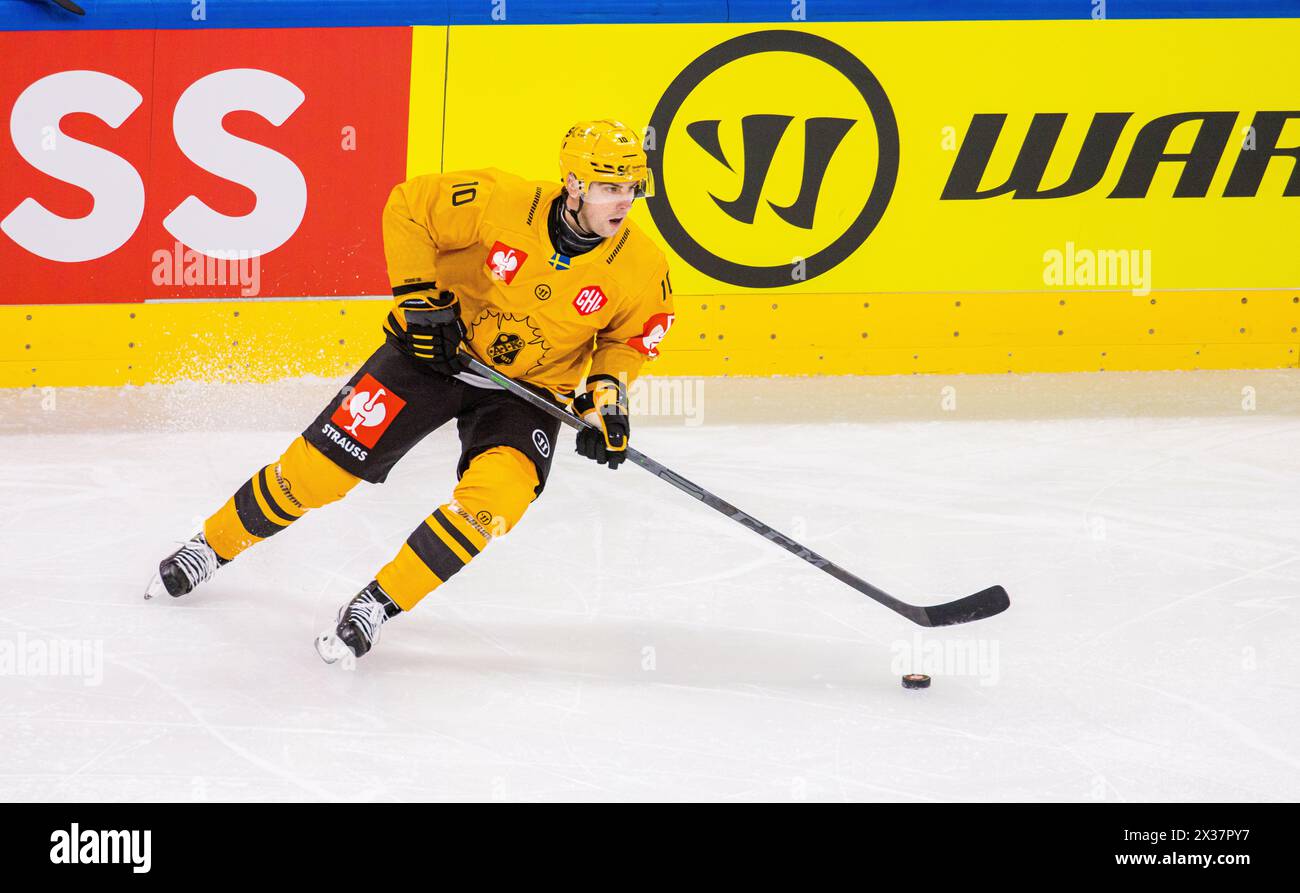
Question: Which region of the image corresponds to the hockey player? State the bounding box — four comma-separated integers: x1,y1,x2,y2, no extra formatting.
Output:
144,120,676,663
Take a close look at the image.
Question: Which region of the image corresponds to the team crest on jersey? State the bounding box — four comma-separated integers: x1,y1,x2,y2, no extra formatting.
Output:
487,332,525,366
572,285,608,316
467,309,550,378
486,241,527,284
627,312,675,358
328,374,407,449
547,253,571,271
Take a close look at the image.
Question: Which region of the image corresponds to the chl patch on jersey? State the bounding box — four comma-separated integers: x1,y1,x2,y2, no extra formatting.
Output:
328,374,407,449
572,285,608,316
532,428,551,458
627,312,676,358
486,241,528,284
487,332,525,366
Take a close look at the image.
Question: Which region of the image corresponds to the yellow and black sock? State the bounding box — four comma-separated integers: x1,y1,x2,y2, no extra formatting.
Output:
204,436,360,561
376,446,538,611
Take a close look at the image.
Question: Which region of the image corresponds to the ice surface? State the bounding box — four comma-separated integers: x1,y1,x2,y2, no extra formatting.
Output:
1,370,1298,802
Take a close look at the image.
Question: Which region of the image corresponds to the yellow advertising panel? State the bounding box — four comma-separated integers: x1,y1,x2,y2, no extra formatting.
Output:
430,20,1300,375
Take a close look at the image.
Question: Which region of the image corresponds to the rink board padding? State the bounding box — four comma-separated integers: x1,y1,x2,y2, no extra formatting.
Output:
2,12,1298,383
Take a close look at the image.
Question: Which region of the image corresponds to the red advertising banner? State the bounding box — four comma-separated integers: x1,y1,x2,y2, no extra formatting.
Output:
0,27,411,304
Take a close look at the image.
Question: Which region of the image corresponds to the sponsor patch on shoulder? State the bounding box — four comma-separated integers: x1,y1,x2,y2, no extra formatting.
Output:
626,312,675,358
487,241,528,284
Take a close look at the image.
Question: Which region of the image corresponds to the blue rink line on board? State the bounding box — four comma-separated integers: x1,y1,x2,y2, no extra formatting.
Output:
2,0,1299,31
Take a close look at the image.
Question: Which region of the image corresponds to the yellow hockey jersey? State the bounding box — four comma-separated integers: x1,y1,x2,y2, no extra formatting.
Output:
381,168,675,395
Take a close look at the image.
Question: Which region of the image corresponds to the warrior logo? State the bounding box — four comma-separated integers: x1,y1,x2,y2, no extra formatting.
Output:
532,428,551,458
486,241,527,284
274,465,304,509
487,332,525,365
646,31,898,288
572,285,608,316
449,501,494,541
328,374,406,448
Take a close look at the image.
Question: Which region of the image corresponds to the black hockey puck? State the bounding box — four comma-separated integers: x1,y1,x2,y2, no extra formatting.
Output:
901,673,931,689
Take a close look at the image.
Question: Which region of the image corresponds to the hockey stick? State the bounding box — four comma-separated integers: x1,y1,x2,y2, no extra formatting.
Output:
459,354,1009,627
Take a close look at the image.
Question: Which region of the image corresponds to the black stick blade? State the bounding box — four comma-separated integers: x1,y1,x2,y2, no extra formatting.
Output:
921,585,1010,627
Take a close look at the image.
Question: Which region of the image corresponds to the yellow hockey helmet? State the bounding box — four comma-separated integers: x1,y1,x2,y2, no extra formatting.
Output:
558,119,653,199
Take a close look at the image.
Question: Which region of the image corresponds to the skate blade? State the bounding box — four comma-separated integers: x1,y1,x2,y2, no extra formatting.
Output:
315,631,353,665
143,570,166,601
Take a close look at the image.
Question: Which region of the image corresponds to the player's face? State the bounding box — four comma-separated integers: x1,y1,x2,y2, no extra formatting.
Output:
578,181,638,238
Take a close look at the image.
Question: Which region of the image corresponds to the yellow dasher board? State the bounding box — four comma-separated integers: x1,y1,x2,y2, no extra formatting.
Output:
6,18,1298,388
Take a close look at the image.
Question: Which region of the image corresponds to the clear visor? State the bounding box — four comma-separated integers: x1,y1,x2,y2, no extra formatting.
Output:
581,171,653,204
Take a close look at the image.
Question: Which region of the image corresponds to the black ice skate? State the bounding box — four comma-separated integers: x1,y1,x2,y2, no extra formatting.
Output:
315,581,402,664
144,532,228,600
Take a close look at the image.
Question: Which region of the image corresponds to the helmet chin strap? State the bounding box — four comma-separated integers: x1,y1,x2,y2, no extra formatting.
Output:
565,188,599,238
